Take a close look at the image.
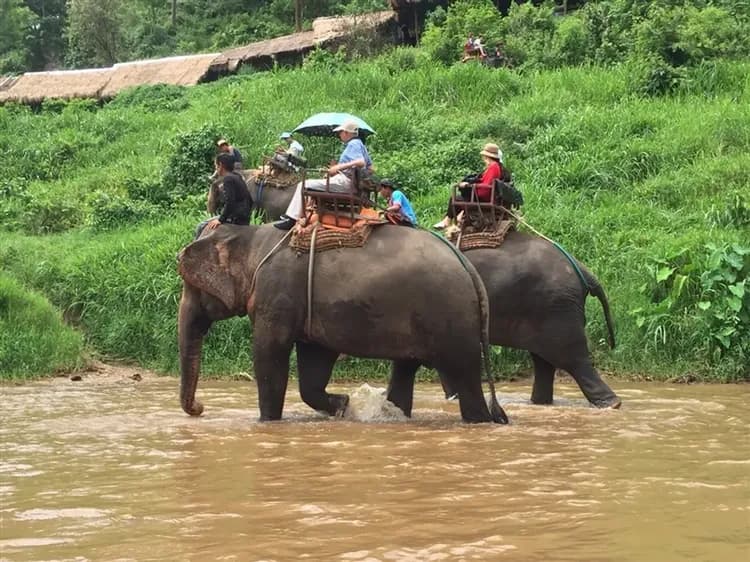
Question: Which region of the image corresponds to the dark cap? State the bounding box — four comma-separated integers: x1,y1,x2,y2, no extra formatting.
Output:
379,178,394,188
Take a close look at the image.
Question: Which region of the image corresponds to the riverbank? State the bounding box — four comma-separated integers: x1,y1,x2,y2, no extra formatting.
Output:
1,55,748,383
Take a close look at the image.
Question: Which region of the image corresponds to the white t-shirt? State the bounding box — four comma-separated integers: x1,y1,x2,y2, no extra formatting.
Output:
287,140,304,157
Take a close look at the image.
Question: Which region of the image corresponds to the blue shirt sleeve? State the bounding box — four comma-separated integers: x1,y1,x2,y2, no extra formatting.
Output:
339,139,372,167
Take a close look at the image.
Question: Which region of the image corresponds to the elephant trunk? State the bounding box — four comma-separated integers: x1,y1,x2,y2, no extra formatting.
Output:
178,289,211,416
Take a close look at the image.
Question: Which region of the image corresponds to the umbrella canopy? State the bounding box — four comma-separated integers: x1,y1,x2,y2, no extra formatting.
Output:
293,112,376,137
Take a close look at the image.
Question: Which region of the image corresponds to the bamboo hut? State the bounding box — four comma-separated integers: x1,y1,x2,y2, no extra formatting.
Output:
100,53,220,99
214,11,397,71
0,68,113,104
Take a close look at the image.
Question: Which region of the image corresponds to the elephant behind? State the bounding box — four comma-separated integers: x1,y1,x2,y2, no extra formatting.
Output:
177,224,507,423
439,231,621,408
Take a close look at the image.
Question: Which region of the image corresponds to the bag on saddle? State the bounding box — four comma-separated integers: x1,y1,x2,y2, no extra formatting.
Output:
494,179,524,208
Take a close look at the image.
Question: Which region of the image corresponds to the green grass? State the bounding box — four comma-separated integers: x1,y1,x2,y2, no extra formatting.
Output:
0,52,748,381
0,274,84,379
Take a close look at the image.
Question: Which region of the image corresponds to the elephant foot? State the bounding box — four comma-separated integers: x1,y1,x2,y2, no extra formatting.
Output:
591,396,622,409
330,394,350,418
182,399,204,417
530,395,554,406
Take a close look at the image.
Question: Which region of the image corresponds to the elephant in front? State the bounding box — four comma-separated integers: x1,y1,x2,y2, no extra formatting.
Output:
177,224,507,423
438,231,622,409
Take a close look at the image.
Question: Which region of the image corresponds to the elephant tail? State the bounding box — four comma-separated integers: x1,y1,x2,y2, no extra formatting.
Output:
581,265,616,349
462,249,509,424
427,230,508,424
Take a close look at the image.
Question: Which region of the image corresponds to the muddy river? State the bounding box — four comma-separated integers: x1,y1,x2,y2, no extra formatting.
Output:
1,373,748,561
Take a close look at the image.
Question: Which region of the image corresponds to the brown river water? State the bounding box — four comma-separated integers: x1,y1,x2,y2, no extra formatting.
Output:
1,372,748,561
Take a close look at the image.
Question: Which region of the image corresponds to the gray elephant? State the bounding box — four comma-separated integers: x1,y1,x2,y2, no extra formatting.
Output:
177,224,507,423
208,172,295,222
437,231,621,409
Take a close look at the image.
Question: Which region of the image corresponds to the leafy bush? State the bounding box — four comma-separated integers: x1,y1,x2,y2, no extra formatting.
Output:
22,194,83,234
90,192,159,231
421,0,504,66
161,125,221,198
0,274,84,378
632,243,750,379
628,54,684,97
302,46,349,73
108,84,190,112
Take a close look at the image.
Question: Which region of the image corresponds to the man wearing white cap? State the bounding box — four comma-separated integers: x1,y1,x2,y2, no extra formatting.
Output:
280,132,304,158
275,119,372,230
217,139,243,170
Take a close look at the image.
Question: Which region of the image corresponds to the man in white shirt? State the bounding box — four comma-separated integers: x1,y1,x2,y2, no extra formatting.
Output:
280,132,304,158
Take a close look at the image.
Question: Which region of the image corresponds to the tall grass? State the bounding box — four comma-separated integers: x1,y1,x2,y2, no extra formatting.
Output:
0,53,748,381
0,274,84,379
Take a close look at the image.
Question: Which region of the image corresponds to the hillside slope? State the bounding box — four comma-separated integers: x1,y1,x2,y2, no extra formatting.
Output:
0,52,748,381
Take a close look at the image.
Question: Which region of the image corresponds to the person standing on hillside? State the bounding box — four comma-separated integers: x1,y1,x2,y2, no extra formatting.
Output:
274,120,372,231
217,139,243,170
279,132,304,158
194,153,252,239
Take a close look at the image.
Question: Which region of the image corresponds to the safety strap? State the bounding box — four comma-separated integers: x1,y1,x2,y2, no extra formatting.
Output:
306,224,319,337
249,229,293,300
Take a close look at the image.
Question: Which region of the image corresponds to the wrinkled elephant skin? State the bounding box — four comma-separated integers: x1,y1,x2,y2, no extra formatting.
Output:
177,224,506,423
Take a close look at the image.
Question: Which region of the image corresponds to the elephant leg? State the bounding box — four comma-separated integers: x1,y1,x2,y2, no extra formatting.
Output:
296,341,349,417
387,359,420,417
437,370,458,400
530,352,555,405
563,357,621,409
253,336,292,421
441,358,492,423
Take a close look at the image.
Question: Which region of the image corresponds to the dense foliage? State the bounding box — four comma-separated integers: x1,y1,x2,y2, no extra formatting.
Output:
0,273,83,378
1,45,748,380
422,0,750,94
0,0,390,73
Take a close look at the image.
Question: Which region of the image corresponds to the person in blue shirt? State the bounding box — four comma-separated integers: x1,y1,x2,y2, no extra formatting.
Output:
275,119,373,230
379,179,417,227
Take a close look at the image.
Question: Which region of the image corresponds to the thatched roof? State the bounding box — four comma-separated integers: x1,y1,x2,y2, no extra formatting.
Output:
213,31,316,70
100,53,219,98
0,68,113,104
0,75,19,91
312,10,395,42
0,10,396,104
214,11,396,68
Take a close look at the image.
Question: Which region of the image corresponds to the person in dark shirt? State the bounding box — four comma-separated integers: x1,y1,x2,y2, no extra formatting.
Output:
194,153,252,239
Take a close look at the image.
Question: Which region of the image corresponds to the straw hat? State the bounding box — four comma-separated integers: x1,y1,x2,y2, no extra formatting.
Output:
480,143,503,162
333,120,359,134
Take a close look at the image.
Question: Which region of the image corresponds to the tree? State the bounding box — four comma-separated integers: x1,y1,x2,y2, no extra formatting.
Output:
0,0,38,73
66,0,127,67
26,0,68,70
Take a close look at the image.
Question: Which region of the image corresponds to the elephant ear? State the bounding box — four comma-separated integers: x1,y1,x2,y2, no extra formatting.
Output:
178,236,237,310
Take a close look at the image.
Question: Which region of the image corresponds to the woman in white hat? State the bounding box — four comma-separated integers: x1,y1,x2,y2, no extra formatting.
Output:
433,142,504,230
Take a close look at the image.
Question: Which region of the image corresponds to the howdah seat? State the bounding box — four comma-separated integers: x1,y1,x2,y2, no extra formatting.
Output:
303,168,377,228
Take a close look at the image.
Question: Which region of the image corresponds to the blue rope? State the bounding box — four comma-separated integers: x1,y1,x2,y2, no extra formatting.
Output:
256,179,266,206
551,241,591,293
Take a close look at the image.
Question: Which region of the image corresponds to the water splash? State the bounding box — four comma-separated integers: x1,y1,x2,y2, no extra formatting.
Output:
343,384,407,422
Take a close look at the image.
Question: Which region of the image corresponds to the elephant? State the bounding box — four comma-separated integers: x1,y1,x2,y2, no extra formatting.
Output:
177,223,508,424
208,171,295,222
436,231,621,409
